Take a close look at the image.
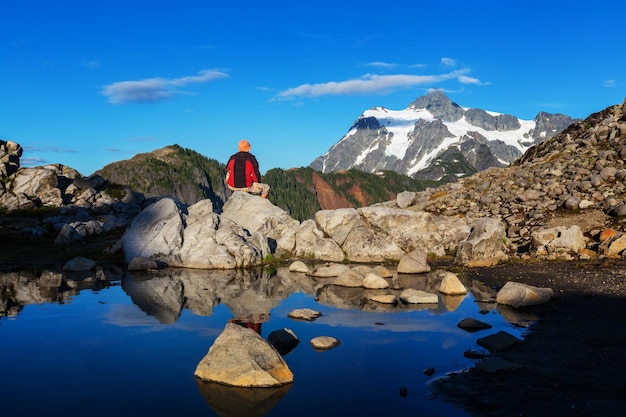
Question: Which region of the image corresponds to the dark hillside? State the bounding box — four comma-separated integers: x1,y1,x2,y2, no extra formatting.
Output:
264,167,439,221
95,145,439,220
96,145,228,210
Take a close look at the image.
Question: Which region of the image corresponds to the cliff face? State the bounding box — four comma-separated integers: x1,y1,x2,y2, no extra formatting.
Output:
263,168,434,221
311,172,353,210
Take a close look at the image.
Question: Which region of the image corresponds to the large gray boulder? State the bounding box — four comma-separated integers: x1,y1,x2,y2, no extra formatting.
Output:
11,167,63,206
294,219,344,262
314,208,360,245
455,217,509,267
194,323,294,387
314,208,404,262
397,248,431,274
122,198,184,263
221,191,299,241
531,225,586,256
122,197,267,269
358,207,445,256
496,281,554,308
341,225,405,262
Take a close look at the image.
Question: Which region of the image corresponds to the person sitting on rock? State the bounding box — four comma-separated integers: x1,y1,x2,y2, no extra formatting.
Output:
225,139,270,199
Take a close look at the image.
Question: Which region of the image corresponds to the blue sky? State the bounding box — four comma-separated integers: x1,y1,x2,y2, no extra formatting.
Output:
2,0,625,176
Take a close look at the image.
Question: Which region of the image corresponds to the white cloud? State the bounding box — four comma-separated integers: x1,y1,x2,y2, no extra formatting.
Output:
365,61,397,69
20,157,49,167
101,69,229,104
458,75,490,86
441,57,457,67
603,79,616,88
23,145,78,153
274,69,473,100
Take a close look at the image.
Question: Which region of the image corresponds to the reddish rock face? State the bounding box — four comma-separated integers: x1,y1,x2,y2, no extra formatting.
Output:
311,171,353,210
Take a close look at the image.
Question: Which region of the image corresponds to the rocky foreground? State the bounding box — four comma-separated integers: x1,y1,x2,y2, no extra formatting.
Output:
3,99,626,272
2,99,626,416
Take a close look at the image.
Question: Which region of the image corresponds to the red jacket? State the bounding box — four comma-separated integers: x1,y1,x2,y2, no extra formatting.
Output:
226,151,261,188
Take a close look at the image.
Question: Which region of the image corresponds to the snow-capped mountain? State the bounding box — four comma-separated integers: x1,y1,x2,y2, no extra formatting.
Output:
310,90,576,181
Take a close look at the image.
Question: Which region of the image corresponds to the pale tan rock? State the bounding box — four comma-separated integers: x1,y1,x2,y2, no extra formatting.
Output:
363,273,388,289
370,294,397,304
496,281,553,308
288,260,310,273
288,308,322,321
334,269,364,287
310,336,341,350
400,289,438,304
194,324,293,387
397,248,431,274
439,272,467,295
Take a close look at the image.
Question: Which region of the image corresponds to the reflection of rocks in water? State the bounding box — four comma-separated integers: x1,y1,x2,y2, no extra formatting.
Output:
173,268,231,316
440,294,466,312
317,282,447,313
120,267,304,325
1,267,121,319
476,301,497,313
179,267,302,319
466,279,497,303
122,272,184,324
396,270,446,293
219,268,298,321
496,304,538,328
196,380,292,417
316,285,366,310
275,267,320,296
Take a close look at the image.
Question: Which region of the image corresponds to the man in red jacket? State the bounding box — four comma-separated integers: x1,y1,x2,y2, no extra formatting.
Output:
225,139,270,198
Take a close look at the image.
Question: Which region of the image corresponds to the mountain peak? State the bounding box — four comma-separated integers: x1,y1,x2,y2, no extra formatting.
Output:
310,94,576,182
408,90,464,121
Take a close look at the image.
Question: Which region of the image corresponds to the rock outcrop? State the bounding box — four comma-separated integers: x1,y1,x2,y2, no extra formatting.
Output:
4,98,626,269
122,196,269,269
0,140,22,177
194,323,294,387
0,155,143,247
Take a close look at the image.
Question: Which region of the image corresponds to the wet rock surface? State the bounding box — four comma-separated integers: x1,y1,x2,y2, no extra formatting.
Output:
432,259,626,417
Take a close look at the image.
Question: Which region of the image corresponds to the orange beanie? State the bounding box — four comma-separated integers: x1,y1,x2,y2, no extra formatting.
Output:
238,139,251,152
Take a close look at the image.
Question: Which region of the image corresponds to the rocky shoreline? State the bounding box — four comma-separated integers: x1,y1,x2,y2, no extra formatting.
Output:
431,259,626,417
2,93,626,416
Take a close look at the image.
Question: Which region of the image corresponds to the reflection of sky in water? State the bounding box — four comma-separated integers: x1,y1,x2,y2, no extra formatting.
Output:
0,268,533,417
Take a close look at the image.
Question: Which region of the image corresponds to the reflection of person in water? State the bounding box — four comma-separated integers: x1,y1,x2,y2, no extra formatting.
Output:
229,313,268,335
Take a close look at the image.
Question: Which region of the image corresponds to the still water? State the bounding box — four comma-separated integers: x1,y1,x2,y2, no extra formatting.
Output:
0,265,530,417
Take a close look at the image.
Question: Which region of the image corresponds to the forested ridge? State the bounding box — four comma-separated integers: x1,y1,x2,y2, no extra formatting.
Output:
97,145,441,220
